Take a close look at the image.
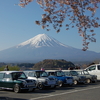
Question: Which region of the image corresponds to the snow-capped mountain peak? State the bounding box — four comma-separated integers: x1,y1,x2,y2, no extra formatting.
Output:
0,33,100,63
17,34,69,48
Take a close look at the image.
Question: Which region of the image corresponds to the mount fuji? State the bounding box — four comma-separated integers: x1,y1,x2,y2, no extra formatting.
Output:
0,34,100,63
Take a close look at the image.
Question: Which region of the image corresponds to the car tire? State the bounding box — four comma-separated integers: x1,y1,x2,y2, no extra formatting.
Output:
86,78,91,84
73,80,78,85
38,83,45,90
13,84,21,93
58,81,63,87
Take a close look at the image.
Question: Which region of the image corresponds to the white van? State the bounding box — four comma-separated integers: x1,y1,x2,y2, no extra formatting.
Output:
85,64,100,80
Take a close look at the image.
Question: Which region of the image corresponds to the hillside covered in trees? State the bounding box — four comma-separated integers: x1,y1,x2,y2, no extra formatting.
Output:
33,59,75,70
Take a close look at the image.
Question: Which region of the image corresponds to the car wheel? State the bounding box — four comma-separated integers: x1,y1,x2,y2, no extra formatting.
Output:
58,81,63,87
13,84,21,93
73,80,78,85
38,83,45,90
86,78,91,84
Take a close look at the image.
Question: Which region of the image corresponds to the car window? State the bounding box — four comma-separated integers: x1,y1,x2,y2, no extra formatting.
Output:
56,71,64,76
4,73,12,78
88,66,96,71
70,71,78,76
28,72,36,77
49,72,55,76
24,72,28,76
64,72,69,76
83,70,89,75
77,71,82,75
0,73,4,79
97,65,100,70
12,72,27,80
35,71,48,77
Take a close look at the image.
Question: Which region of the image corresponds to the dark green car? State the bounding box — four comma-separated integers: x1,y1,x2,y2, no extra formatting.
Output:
0,71,36,93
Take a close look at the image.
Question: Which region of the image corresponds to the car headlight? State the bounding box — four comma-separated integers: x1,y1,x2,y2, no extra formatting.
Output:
44,79,48,84
22,81,27,87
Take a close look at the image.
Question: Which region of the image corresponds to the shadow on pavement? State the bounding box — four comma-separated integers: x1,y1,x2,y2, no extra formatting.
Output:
0,97,28,100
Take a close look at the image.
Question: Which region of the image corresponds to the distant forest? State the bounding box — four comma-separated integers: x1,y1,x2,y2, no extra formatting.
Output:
0,59,99,70
33,59,75,70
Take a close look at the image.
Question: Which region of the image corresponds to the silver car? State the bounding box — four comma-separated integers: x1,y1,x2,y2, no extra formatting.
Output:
23,70,57,90
76,70,97,83
63,70,86,85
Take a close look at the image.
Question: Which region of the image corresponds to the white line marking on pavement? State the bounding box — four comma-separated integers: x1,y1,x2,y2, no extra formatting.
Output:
30,86,100,100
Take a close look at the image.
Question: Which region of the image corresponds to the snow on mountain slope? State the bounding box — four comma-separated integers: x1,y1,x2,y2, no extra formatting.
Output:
0,33,100,63
16,34,70,48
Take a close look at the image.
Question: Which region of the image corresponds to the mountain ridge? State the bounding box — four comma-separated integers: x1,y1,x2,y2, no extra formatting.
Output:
0,34,100,63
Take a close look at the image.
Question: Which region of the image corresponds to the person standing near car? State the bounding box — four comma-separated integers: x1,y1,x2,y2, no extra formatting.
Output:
4,65,9,71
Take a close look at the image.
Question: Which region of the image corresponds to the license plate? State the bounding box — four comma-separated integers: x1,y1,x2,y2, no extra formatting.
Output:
48,81,56,85
67,79,72,83
51,85,55,87
27,84,35,87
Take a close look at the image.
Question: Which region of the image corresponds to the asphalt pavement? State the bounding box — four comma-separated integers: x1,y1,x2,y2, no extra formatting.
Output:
0,82,100,100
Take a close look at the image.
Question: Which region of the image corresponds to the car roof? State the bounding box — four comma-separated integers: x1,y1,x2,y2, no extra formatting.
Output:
23,70,45,72
0,71,23,74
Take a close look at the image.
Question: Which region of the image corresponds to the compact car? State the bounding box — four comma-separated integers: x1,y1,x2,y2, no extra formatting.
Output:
46,70,73,87
23,70,57,90
63,70,87,85
0,71,36,93
76,70,97,83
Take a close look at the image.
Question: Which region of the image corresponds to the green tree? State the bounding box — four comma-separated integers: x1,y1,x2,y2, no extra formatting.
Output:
0,65,20,71
33,59,75,70
19,0,100,51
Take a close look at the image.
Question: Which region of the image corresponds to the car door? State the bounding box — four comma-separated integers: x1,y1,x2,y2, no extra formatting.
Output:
96,65,100,80
28,72,38,82
86,65,97,75
3,73,13,88
0,73,4,87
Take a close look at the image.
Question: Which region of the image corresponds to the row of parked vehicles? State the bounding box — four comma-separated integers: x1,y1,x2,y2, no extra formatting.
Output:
0,69,97,93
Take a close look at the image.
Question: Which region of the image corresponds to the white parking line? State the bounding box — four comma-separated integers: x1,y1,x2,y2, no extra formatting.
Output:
30,86,100,100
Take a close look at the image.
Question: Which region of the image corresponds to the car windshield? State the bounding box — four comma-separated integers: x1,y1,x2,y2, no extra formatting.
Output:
36,71,48,77
83,70,89,75
70,71,78,76
12,72,27,80
64,72,70,76
56,71,65,77
77,71,82,75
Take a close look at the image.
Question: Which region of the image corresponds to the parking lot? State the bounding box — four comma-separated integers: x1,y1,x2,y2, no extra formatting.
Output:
0,81,100,100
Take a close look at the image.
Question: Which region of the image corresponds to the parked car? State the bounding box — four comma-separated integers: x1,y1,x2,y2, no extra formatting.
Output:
46,70,73,87
85,64,100,80
0,71,36,93
63,70,87,85
23,70,57,90
76,70,97,83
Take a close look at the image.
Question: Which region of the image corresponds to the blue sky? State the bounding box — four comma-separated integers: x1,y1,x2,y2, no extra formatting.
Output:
0,0,100,52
